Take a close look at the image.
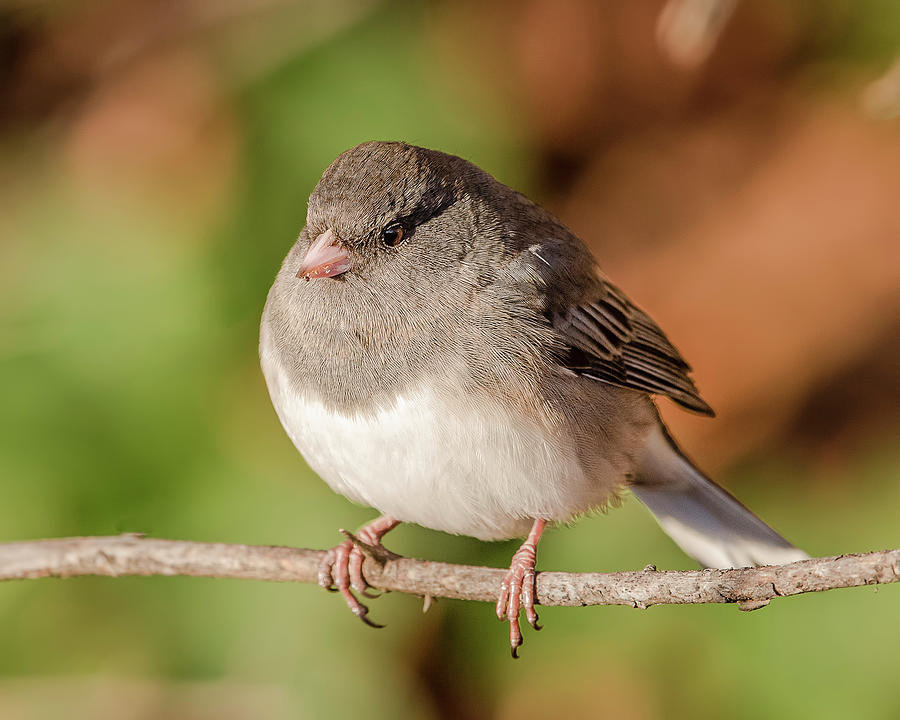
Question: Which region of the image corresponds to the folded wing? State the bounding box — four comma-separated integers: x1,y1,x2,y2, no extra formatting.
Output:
553,281,714,415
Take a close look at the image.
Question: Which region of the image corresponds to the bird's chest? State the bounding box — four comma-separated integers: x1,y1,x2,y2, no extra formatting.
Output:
262,353,591,540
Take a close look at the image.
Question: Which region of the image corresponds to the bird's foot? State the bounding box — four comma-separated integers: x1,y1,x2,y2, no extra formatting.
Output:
496,519,546,658
318,516,399,628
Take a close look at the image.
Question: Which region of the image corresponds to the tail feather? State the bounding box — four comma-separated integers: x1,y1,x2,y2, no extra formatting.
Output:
631,425,808,569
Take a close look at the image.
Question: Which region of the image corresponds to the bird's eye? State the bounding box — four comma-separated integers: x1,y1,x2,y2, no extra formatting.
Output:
381,223,405,247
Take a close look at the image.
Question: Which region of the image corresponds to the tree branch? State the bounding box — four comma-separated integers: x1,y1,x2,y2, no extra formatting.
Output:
1,536,897,610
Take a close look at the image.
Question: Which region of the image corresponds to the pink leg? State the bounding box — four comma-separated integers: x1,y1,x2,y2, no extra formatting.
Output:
496,519,546,658
318,515,399,628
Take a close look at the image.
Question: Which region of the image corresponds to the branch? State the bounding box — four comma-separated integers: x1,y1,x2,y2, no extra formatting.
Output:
0,536,897,610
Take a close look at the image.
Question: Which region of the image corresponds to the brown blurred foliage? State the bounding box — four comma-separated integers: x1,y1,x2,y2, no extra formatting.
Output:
433,0,900,469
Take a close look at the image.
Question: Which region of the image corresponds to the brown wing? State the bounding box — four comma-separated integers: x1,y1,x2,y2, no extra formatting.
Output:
553,282,714,416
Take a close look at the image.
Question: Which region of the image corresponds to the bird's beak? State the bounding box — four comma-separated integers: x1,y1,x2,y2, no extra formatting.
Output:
297,229,351,280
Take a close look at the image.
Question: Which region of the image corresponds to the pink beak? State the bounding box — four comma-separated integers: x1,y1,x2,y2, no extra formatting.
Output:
297,229,351,280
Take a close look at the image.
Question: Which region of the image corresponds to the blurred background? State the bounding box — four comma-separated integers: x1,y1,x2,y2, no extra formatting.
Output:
1,0,898,717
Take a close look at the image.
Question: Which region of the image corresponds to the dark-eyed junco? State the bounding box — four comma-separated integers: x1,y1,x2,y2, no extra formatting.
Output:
259,141,807,655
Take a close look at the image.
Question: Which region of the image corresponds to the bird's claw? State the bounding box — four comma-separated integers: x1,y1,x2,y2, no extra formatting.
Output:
318,538,384,627
496,542,541,658
318,517,400,628
352,602,385,629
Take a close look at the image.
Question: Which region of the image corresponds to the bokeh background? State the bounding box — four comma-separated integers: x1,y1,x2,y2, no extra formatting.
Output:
1,0,898,718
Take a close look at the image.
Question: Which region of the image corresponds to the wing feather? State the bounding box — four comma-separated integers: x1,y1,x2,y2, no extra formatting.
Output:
553,283,714,416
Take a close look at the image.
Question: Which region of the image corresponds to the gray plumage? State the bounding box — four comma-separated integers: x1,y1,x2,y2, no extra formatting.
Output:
260,141,806,568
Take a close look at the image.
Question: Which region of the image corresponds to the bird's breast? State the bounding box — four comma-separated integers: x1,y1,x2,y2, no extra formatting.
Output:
261,343,614,540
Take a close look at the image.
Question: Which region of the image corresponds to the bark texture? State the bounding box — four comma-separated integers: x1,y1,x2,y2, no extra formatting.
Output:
1,535,897,609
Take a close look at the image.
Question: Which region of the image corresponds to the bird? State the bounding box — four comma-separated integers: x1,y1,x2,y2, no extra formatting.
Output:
259,141,808,656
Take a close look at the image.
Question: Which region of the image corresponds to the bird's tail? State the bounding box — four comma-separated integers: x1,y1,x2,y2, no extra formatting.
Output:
630,423,808,569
